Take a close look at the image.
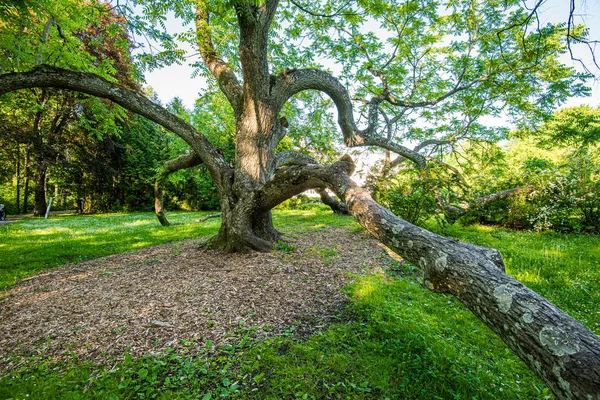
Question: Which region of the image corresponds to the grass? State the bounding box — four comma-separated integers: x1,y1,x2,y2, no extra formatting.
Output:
1,209,599,399
425,221,600,334
0,211,221,289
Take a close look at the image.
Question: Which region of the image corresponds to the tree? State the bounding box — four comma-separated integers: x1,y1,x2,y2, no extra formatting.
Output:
0,0,599,398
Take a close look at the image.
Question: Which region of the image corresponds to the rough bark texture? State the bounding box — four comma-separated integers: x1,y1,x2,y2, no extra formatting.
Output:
153,181,169,226
260,156,600,399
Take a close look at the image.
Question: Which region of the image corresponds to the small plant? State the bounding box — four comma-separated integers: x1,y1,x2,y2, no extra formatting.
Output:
274,240,296,253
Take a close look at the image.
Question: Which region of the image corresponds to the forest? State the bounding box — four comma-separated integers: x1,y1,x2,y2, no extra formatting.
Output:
0,0,599,399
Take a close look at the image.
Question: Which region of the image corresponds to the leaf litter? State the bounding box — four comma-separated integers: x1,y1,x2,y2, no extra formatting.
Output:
0,228,394,368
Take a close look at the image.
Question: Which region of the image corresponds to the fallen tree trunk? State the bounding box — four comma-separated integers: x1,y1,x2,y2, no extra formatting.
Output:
341,179,600,399
261,157,600,399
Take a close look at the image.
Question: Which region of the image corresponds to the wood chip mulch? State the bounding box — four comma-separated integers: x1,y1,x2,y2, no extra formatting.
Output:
0,228,392,368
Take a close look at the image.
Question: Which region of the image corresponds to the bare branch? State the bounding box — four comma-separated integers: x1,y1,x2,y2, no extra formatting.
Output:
271,68,427,167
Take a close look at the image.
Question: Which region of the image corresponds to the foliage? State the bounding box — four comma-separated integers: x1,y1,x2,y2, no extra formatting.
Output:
3,213,599,398
367,164,460,224
369,106,600,233
536,105,600,149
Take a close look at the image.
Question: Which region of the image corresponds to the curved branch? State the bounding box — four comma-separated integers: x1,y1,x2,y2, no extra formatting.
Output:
155,151,204,226
274,151,348,213
271,69,427,167
0,65,231,186
195,1,243,112
260,155,355,212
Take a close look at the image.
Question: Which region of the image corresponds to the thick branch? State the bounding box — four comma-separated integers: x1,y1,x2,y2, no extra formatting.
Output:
274,150,318,167
260,155,355,212
155,151,204,226
274,151,348,214
0,65,231,188
271,69,427,167
262,156,600,399
195,1,243,112
162,151,203,175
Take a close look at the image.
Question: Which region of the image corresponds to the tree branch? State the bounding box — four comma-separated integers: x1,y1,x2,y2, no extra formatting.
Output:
274,151,348,213
0,65,232,188
274,150,318,167
195,1,243,112
271,68,427,167
154,151,204,226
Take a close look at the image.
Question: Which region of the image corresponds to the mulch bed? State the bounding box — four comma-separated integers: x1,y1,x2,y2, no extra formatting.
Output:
0,228,391,367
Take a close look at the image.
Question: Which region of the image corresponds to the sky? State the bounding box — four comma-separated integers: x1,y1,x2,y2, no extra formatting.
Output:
140,0,600,110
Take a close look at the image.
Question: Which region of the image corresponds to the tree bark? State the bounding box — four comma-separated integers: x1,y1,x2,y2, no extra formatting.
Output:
154,181,169,226
260,156,600,399
15,143,21,214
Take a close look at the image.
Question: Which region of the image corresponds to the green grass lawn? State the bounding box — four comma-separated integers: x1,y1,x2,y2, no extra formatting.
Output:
0,211,220,289
1,210,598,399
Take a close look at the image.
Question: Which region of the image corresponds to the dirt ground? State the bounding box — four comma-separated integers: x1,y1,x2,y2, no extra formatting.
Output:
0,228,392,367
